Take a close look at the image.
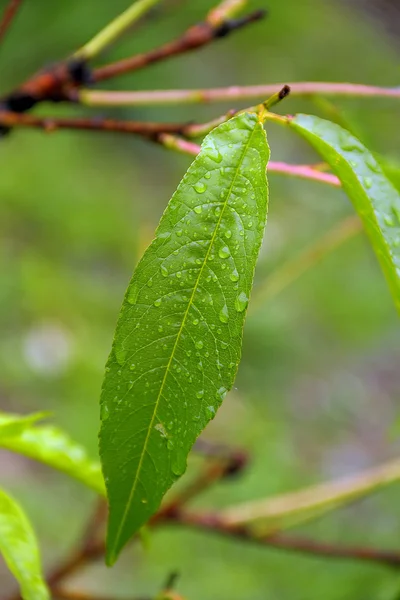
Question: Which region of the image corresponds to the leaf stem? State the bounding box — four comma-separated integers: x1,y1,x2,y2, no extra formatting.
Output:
74,0,163,61
78,82,400,106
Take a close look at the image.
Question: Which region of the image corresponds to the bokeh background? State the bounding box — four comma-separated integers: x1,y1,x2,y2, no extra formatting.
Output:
1,0,400,598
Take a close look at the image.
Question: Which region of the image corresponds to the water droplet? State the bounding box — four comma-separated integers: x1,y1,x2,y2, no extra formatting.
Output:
230,268,239,282
206,146,222,163
193,318,199,325
366,157,380,173
206,405,216,419
101,403,109,421
384,215,394,226
176,271,182,279
224,230,232,239
205,172,211,180
220,341,228,349
196,390,204,399
154,298,162,307
161,265,169,277
219,304,229,323
147,279,153,288
219,245,230,259
235,291,249,313
177,230,183,237
167,439,174,450
127,285,139,305
194,205,202,214
158,325,163,332
195,340,204,350
130,363,136,371
141,498,148,504
194,182,206,194
216,387,227,402
363,177,373,189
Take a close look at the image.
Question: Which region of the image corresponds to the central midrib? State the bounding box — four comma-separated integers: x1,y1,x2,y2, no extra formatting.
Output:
111,118,258,556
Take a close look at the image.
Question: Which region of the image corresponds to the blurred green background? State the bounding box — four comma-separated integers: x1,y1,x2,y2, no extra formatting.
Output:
1,0,400,598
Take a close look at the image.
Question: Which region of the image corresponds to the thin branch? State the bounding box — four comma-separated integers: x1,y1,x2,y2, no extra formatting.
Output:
74,0,164,61
220,457,400,529
91,3,265,83
79,82,400,107
170,510,400,568
157,134,341,187
0,0,23,48
249,215,361,314
0,111,186,137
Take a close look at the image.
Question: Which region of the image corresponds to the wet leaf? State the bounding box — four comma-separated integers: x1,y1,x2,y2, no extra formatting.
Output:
0,488,49,600
290,114,400,312
99,112,270,563
0,422,104,495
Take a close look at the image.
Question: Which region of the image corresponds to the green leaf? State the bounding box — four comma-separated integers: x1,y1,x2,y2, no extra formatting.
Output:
0,487,49,600
290,114,400,312
99,112,270,563
0,412,49,441
0,422,104,496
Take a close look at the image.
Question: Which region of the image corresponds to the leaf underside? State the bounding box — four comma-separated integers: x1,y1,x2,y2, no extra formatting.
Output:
0,488,49,600
99,112,270,563
291,114,400,312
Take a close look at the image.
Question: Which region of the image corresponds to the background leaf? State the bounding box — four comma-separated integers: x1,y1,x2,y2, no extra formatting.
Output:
100,112,270,563
0,412,49,440
290,114,400,312
0,487,49,600
0,423,104,496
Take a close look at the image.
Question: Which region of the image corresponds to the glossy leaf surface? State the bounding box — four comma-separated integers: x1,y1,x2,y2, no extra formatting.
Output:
291,114,400,312
0,488,49,600
0,422,104,495
99,112,270,563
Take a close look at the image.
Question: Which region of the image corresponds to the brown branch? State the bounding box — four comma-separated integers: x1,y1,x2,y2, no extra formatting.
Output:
0,0,23,47
0,111,187,137
91,9,265,83
166,510,400,569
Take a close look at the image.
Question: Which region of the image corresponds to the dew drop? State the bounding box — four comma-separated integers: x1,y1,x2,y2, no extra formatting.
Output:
154,423,167,438
206,405,216,419
230,268,239,282
205,172,211,180
219,245,230,259
194,205,203,214
154,298,162,307
194,182,206,194
216,387,228,401
219,304,229,323
147,279,153,288
224,230,232,239
101,403,109,421
195,340,204,350
363,177,373,189
196,390,204,399
130,363,136,371
160,265,169,277
235,291,249,313
177,230,183,237
206,146,222,163
193,318,199,326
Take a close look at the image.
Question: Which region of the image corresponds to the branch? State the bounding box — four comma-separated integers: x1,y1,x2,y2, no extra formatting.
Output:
157,134,341,187
74,0,163,61
169,510,400,568
79,82,400,107
0,0,23,47
0,111,186,137
91,3,265,83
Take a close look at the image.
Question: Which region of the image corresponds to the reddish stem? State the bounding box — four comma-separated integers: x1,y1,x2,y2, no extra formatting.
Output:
0,0,23,46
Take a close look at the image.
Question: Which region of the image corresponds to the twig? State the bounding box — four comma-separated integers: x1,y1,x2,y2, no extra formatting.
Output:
170,510,400,568
220,456,400,529
91,4,265,83
0,111,186,137
79,82,400,107
74,0,164,61
249,215,362,314
157,134,341,187
0,0,23,48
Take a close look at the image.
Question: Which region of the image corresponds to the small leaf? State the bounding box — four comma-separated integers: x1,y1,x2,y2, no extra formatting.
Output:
0,412,49,441
0,422,104,496
0,487,49,600
100,112,270,563
290,114,400,312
